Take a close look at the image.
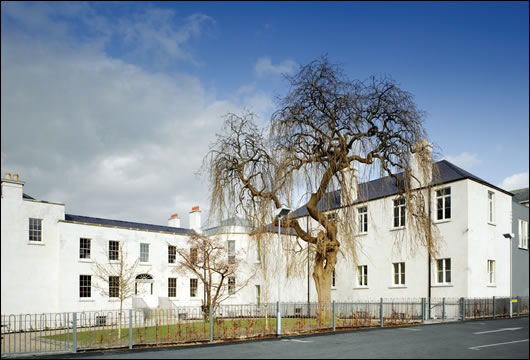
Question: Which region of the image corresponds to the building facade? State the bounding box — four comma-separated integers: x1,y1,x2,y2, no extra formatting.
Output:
1,153,521,315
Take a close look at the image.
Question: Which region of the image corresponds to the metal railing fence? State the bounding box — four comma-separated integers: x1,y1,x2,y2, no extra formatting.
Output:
1,296,528,357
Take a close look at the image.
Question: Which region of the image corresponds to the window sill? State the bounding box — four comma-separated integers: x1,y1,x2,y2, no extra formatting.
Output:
109,298,120,302
517,247,529,251
487,222,496,226
331,287,336,290
357,232,368,236
254,261,261,264
433,219,451,224
388,286,407,289
487,285,496,288
390,227,405,232
79,298,95,302
79,259,94,263
139,262,151,266
354,286,369,289
109,260,119,264
432,284,453,287
27,241,45,246
168,263,178,266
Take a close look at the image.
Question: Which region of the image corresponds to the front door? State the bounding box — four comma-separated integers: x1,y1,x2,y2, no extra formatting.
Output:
135,274,157,308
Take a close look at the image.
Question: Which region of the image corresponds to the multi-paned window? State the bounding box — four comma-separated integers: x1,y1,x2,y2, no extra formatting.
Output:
488,191,495,223
140,243,150,263
109,241,119,261
228,277,235,295
487,260,495,285
80,238,91,259
29,218,42,242
256,240,261,262
436,258,451,284
109,276,119,298
190,278,198,297
168,245,176,264
332,269,336,288
519,220,529,249
168,278,177,298
436,187,451,220
79,275,91,298
393,262,405,286
190,247,198,264
227,240,235,264
358,206,368,234
358,265,368,287
393,199,406,228
255,285,261,305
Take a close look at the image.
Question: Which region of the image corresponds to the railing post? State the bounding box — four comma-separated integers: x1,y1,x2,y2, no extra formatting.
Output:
332,301,336,331
72,312,77,353
460,297,465,321
493,296,497,319
442,298,445,321
380,298,384,328
421,298,425,323
427,296,432,320
129,309,133,349
276,301,281,336
209,304,213,343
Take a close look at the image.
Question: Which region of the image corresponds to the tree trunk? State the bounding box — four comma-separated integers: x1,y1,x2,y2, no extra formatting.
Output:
312,252,335,326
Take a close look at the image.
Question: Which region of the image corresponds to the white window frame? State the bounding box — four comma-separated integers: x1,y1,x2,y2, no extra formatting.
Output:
168,245,177,264
29,218,42,242
487,260,495,285
109,276,119,298
109,240,119,261
79,274,92,298
255,285,261,305
79,238,91,259
393,198,406,229
358,206,368,234
357,265,368,287
488,191,495,224
227,240,236,264
436,258,451,284
140,243,150,263
393,262,405,286
519,220,529,249
435,187,451,221
228,277,236,295
190,278,198,298
168,277,177,298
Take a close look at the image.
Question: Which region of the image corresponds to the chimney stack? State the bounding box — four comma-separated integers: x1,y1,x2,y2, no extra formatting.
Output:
189,206,201,233
410,140,433,189
168,213,181,228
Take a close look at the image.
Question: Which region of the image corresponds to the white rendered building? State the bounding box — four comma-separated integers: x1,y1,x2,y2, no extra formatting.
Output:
1,146,515,315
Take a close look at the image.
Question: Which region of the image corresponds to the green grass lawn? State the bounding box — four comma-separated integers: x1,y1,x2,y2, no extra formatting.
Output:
42,317,342,346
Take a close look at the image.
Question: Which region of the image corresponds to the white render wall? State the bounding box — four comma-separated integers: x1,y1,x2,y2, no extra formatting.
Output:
0,175,513,315
1,180,64,314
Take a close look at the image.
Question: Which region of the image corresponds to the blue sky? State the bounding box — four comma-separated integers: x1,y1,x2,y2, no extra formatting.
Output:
1,1,528,227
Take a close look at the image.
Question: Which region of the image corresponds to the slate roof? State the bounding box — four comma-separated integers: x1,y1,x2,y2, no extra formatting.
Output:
23,193,35,200
64,214,194,234
292,159,513,218
511,188,529,204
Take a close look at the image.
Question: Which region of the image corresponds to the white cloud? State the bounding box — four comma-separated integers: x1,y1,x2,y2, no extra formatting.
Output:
0,5,257,228
499,171,529,191
254,56,297,77
442,152,481,170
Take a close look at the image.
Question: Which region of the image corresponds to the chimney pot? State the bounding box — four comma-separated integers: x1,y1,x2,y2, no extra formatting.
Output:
170,213,179,218
192,206,200,212
5,172,11,180
13,173,19,181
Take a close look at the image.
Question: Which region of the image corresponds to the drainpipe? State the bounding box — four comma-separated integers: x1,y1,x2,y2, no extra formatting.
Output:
307,216,310,306
427,187,432,314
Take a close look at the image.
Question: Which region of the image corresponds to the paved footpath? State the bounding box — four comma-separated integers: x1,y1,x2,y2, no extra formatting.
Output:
16,317,529,359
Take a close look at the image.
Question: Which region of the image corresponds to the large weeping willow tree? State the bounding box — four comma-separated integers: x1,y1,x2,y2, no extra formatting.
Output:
203,57,439,319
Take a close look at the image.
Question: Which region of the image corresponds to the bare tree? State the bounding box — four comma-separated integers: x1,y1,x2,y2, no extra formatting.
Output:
172,233,255,315
93,244,146,338
204,56,439,320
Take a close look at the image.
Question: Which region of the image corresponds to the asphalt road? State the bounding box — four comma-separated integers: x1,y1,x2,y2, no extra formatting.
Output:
21,317,529,359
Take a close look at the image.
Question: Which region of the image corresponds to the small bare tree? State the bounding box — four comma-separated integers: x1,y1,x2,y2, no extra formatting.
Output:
204,56,440,321
93,244,146,338
172,233,255,315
